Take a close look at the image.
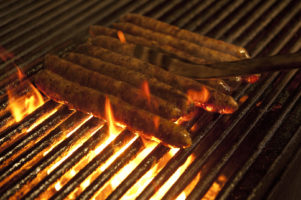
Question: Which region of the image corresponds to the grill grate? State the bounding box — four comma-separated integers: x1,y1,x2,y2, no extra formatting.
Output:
0,0,300,199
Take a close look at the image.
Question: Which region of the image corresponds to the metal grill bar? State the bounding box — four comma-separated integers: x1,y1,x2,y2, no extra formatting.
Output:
0,0,35,19
79,137,142,200
0,105,69,169
0,112,88,190
0,0,53,29
23,125,108,199
0,116,101,199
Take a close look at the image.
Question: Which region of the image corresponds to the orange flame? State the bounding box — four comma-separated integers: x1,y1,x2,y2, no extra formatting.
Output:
1,47,44,122
176,172,201,199
202,175,227,200
7,67,44,122
153,116,160,130
141,80,151,106
244,74,260,83
150,154,195,200
105,97,121,135
175,109,198,125
117,30,126,43
239,95,249,104
187,87,210,106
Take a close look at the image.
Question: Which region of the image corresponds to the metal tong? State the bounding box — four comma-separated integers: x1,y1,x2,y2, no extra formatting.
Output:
167,52,301,79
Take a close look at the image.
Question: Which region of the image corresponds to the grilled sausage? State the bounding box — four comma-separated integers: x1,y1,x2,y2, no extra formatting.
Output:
120,13,249,58
112,22,239,63
34,70,192,148
65,53,191,112
89,35,232,94
76,44,238,114
45,54,183,119
90,25,205,64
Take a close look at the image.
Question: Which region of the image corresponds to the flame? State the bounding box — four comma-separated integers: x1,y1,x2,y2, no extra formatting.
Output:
7,67,44,122
202,175,227,200
105,97,122,135
1,47,44,122
117,30,126,43
239,95,249,104
150,154,195,200
176,172,201,199
142,80,151,106
187,87,210,106
244,74,260,83
153,116,160,130
63,103,126,199
175,109,198,125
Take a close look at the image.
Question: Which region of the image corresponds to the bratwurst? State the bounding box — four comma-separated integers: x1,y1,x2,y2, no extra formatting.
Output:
34,70,192,148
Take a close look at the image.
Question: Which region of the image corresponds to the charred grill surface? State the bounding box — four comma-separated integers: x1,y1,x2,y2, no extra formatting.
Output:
0,0,300,200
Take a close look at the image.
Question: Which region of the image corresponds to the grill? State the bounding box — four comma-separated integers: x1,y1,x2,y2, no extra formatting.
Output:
0,0,300,199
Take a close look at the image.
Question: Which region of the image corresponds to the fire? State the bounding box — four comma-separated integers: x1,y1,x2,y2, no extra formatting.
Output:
239,95,249,104
142,80,151,106
202,175,227,200
62,101,126,199
175,109,198,125
105,97,122,135
244,74,260,83
187,87,210,107
117,30,126,43
150,154,195,200
153,116,160,130
1,47,44,122
7,68,44,122
176,172,201,200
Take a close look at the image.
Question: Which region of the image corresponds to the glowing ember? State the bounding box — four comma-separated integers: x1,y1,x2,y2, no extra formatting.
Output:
187,87,210,106
117,30,126,43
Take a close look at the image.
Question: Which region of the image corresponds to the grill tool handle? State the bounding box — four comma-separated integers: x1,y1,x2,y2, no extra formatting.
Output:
168,52,301,79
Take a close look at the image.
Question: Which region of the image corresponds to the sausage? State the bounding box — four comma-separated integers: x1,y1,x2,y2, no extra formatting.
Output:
65,53,191,112
89,25,205,64
112,22,239,63
89,35,232,94
120,13,249,58
76,44,238,114
45,54,183,119
34,70,192,148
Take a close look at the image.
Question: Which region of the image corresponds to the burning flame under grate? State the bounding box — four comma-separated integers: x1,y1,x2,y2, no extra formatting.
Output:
0,0,301,200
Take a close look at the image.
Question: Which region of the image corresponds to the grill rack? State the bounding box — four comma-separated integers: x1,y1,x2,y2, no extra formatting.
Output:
0,0,300,199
